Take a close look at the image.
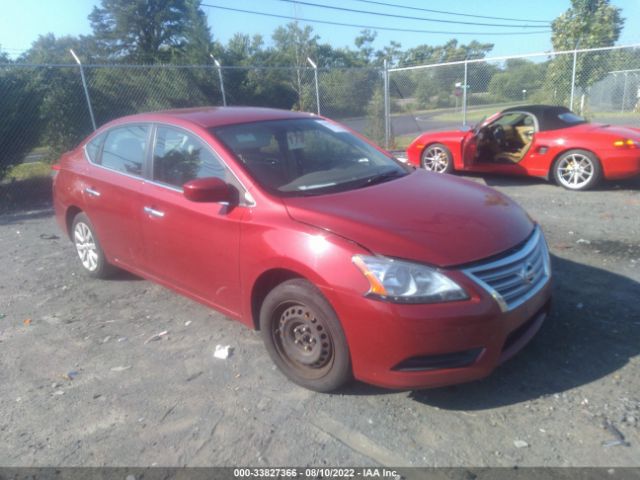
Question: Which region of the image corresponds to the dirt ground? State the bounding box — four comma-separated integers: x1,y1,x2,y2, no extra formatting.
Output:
0,173,639,468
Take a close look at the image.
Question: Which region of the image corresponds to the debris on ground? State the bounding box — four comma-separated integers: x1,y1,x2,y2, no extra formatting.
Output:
513,440,529,449
602,420,631,448
184,320,192,326
144,330,168,344
23,318,32,326
110,365,132,372
39,233,60,240
214,344,232,359
63,371,79,381
576,238,591,245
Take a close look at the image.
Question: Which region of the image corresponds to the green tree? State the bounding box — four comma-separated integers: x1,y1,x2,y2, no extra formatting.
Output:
546,0,625,104
488,59,549,102
0,59,45,179
89,0,211,63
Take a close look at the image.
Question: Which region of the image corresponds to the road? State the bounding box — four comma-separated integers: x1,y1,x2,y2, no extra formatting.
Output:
0,174,639,467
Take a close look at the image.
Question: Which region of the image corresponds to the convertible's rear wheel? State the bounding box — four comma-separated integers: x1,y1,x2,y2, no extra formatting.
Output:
260,279,352,392
421,143,453,173
553,149,602,191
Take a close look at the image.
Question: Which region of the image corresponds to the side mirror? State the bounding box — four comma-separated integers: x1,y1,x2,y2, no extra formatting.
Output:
183,177,231,203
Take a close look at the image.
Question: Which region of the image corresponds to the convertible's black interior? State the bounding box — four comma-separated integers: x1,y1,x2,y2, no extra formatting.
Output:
476,112,535,164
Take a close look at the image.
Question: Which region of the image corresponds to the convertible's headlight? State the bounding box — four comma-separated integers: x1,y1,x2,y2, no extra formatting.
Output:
352,255,468,304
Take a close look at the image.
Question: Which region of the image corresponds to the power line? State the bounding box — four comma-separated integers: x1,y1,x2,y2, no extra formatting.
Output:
273,0,548,28
352,0,551,24
201,4,551,36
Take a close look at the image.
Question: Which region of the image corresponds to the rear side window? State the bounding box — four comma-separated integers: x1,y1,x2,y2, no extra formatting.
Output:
85,133,105,163
153,126,228,188
101,125,149,176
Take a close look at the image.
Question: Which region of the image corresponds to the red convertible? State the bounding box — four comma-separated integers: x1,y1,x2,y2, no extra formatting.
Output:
406,105,640,191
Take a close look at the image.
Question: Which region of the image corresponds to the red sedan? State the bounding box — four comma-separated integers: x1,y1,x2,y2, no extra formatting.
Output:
53,107,551,392
407,105,640,191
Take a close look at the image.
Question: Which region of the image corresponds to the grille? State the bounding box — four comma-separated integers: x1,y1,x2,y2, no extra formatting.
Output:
464,227,551,312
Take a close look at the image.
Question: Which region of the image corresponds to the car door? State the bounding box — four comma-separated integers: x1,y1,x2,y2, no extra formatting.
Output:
139,124,245,317
81,124,150,270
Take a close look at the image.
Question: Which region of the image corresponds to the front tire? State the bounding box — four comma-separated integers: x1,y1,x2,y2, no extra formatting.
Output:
553,149,602,191
71,213,115,278
259,279,352,392
421,143,453,174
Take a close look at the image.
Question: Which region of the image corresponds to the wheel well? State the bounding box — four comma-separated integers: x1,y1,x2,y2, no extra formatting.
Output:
65,206,82,238
251,269,304,330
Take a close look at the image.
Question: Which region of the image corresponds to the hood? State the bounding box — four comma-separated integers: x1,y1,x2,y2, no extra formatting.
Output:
283,170,534,268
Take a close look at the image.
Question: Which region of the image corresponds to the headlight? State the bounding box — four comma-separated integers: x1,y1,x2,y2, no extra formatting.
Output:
352,255,468,304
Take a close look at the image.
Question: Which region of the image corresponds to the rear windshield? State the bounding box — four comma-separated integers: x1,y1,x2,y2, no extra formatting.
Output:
558,112,587,125
211,118,408,196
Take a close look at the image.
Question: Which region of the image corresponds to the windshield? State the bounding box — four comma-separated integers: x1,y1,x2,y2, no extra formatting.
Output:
211,118,408,196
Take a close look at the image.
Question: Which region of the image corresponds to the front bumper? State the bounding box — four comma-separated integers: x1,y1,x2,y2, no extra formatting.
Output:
326,274,551,389
602,149,640,180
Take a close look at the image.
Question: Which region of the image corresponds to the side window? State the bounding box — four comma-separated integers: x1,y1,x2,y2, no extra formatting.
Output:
85,133,105,163
153,126,227,188
101,125,148,176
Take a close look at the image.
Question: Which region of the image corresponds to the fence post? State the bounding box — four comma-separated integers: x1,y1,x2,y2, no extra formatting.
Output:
306,57,321,115
69,49,97,131
462,60,468,127
569,48,578,110
621,72,628,113
383,60,390,149
210,55,227,106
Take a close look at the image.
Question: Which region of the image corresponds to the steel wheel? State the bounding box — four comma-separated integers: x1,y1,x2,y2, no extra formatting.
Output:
74,221,99,272
272,303,334,378
554,150,601,191
71,212,115,278
260,279,352,392
421,143,453,173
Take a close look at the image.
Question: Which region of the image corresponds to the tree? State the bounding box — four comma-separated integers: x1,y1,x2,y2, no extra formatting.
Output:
270,23,319,111
89,0,211,63
546,0,625,104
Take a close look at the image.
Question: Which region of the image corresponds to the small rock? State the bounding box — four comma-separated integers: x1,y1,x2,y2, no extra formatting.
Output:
184,320,192,326
51,382,60,389
514,440,529,449
53,390,65,396
576,238,591,245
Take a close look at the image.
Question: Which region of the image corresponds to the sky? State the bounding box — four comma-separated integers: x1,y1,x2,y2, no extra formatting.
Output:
1,0,639,61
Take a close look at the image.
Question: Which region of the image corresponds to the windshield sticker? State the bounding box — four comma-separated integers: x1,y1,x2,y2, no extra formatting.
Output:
236,133,256,143
287,130,305,150
316,120,349,133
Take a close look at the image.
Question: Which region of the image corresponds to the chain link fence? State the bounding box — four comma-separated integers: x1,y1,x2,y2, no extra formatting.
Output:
388,44,640,147
1,44,639,211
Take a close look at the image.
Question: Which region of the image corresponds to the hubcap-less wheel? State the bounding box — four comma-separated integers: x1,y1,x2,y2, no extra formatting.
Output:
74,222,99,272
273,303,334,379
422,145,451,173
556,153,595,189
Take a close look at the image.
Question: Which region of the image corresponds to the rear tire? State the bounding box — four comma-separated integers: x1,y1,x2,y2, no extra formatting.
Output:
421,143,454,174
71,213,116,278
259,279,352,392
552,149,602,191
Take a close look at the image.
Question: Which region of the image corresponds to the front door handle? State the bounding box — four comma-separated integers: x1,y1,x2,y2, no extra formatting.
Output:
84,187,101,197
144,206,165,218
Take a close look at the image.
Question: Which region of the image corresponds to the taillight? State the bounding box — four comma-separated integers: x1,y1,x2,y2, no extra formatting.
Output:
613,139,638,149
51,164,60,178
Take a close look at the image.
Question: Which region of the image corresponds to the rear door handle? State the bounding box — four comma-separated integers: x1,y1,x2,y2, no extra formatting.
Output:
144,206,165,218
84,187,101,197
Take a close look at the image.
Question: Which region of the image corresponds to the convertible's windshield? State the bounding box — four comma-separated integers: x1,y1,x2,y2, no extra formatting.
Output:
211,118,408,196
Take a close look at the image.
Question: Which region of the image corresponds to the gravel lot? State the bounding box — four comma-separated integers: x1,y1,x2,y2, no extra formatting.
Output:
0,173,639,468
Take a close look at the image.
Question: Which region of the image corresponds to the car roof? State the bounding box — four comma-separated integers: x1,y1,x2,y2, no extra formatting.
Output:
113,106,318,129
501,104,580,131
